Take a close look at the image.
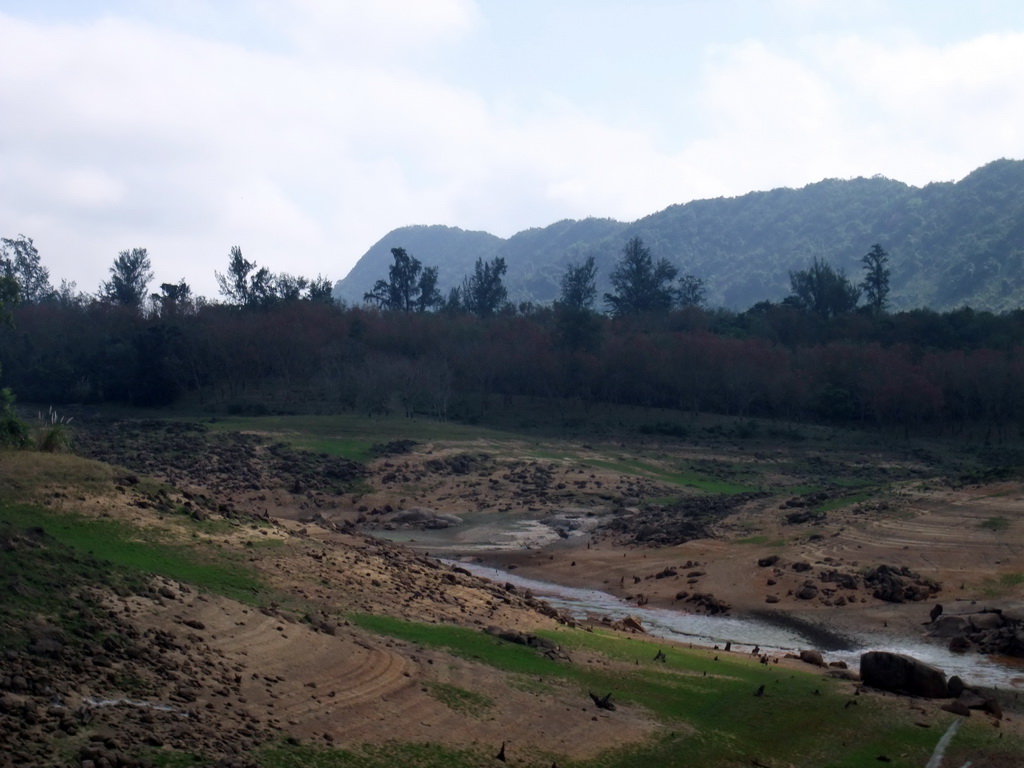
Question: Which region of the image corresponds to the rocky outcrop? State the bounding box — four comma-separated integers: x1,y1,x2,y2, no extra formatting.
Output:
388,508,463,529
863,565,940,603
859,651,949,698
598,493,766,546
930,606,1024,658
673,591,731,615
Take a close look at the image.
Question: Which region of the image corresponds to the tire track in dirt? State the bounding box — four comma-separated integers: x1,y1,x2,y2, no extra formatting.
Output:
197,603,410,703
135,591,661,756
125,591,415,740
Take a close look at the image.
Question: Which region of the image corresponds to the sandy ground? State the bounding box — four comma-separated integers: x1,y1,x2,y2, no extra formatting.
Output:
113,580,661,762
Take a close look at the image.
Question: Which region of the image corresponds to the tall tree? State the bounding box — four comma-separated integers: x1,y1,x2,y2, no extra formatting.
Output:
604,237,677,315
364,248,441,312
786,257,860,318
152,280,194,318
460,256,508,317
1,235,53,303
215,246,275,308
216,246,256,306
307,275,335,304
0,270,25,445
415,266,442,312
559,256,598,311
0,275,17,324
101,248,153,309
555,256,600,350
860,243,891,313
365,247,419,311
273,273,310,302
676,274,708,308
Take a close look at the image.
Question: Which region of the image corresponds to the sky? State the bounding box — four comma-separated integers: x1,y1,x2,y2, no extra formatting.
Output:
2,0,1023,301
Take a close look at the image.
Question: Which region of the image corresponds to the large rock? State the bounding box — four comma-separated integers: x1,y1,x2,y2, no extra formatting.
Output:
928,615,970,638
390,508,435,523
799,649,826,667
967,612,1004,631
859,651,950,698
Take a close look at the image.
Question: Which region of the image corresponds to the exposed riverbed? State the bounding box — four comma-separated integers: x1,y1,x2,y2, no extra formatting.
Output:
451,560,1024,690
371,516,1024,690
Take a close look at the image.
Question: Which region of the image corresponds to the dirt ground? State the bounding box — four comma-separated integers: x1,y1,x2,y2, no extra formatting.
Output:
7,418,1024,765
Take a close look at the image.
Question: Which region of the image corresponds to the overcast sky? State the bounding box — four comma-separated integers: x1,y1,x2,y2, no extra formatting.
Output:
2,0,1023,300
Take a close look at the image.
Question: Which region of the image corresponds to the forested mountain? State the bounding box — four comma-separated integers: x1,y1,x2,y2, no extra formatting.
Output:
333,159,1024,312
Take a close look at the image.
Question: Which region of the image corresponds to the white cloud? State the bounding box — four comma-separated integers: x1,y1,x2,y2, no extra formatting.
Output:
0,3,1022,300
824,32,1024,173
273,0,480,60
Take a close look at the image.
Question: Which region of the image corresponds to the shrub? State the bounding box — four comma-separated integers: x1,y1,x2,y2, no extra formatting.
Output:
34,407,72,453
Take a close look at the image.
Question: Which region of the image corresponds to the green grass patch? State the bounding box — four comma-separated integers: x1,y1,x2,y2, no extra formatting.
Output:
981,572,1024,597
422,681,493,717
0,503,268,604
0,517,150,647
582,458,758,494
507,675,558,695
0,451,119,502
245,536,287,549
349,615,992,767
258,740,485,768
817,491,872,512
145,751,211,768
831,477,876,488
733,535,786,546
208,413,512,463
978,516,1010,532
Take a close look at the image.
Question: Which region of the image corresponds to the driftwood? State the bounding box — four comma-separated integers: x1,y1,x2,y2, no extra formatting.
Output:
589,691,616,711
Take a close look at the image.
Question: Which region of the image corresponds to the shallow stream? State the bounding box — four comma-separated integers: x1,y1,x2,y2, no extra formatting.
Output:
450,560,1024,690
371,519,1024,689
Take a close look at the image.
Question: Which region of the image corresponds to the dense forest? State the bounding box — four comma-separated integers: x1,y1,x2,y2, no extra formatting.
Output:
334,158,1024,312
3,225,1024,443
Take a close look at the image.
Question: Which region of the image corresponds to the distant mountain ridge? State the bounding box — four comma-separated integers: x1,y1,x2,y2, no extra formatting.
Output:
333,158,1024,312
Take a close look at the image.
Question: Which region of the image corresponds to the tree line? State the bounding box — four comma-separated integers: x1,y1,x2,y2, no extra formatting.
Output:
2,232,1024,441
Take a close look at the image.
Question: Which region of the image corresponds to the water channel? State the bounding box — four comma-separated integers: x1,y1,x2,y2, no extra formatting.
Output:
372,522,1024,690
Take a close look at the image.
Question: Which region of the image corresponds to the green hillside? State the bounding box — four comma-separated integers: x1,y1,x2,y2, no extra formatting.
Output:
334,158,1024,312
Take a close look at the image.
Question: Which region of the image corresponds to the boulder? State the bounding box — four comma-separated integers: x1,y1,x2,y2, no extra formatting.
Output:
967,612,1004,631
947,675,965,698
1001,607,1024,623
621,615,645,633
986,698,1004,719
928,615,970,638
390,508,434,524
796,583,819,600
799,649,826,667
948,636,971,653
859,651,950,698
957,690,988,709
